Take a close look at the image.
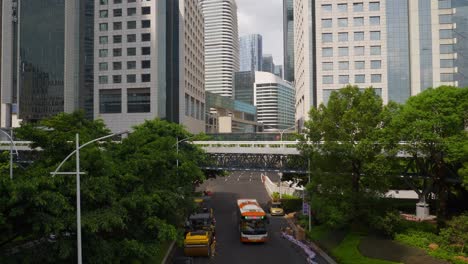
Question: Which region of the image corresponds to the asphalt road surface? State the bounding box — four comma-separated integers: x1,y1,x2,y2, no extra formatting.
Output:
172,171,327,264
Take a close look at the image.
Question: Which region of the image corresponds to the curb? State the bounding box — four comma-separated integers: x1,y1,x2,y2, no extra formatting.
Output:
285,217,337,264
162,240,176,264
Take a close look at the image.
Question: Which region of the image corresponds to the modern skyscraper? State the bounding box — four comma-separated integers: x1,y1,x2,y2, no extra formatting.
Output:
1,0,94,126
274,65,283,79
262,54,275,74
94,0,205,133
283,0,294,82
293,0,468,131
239,34,263,72
201,0,239,98
233,71,295,130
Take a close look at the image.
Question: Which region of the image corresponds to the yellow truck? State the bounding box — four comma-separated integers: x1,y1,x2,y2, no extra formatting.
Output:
183,213,216,257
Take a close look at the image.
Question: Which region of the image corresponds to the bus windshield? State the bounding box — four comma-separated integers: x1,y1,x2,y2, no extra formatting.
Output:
240,219,267,235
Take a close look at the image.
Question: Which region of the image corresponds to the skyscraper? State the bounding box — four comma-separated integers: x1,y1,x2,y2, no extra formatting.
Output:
262,54,275,74
293,0,468,130
239,34,263,72
94,0,205,133
201,0,239,98
1,0,94,126
283,0,294,82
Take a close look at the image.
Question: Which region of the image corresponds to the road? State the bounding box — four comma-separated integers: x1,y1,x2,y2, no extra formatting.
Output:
172,171,327,264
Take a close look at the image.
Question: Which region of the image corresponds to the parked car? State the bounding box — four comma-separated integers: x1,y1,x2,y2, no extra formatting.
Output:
269,202,285,216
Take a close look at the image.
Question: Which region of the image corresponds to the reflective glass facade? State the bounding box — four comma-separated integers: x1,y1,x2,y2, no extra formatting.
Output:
418,0,433,91
19,0,65,121
386,0,410,103
234,71,255,104
453,0,468,88
283,0,294,82
239,34,262,72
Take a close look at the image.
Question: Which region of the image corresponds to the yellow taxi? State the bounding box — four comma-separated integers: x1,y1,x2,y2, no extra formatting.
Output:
269,202,285,216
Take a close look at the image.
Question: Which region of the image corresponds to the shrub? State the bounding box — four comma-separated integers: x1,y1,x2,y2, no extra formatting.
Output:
280,197,303,213
369,210,404,238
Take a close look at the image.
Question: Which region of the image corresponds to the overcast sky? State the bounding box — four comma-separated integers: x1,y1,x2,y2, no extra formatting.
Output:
236,0,283,66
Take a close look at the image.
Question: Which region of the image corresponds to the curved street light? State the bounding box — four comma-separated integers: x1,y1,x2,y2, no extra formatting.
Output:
50,130,129,264
0,128,19,180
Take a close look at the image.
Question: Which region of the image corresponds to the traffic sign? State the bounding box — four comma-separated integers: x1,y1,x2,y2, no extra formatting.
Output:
302,202,309,215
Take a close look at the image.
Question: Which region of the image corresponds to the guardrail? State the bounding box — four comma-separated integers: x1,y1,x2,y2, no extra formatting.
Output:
193,141,301,155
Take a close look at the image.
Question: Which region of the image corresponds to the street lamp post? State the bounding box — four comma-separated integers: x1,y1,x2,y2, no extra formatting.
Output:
51,131,128,264
0,128,19,180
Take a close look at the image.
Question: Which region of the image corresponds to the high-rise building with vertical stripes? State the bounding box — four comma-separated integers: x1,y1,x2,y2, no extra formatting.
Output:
201,0,239,98
293,0,468,131
283,0,295,83
239,34,263,72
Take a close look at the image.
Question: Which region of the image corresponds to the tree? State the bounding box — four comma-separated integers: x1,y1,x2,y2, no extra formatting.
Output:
385,86,468,227
0,114,207,263
300,86,395,227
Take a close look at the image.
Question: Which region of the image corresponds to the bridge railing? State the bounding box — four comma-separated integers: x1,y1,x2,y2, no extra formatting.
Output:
193,141,301,155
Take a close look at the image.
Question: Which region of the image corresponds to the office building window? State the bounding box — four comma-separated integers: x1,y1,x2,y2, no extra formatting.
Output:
338,47,349,57
127,88,150,113
191,97,195,117
370,31,381,40
322,62,333,71
141,60,151,69
322,19,332,28
338,32,348,42
127,21,137,29
113,75,122,84
370,16,380,25
322,33,333,43
355,74,365,83
100,0,108,5
440,59,454,68
113,8,122,17
99,89,121,113
339,61,349,70
113,35,122,43
114,0,122,3
99,49,108,58
354,17,364,26
127,7,137,16
127,61,136,69
127,34,136,43
354,46,365,56
127,47,136,56
113,22,122,30
142,74,151,82
371,74,382,83
369,2,380,11
323,75,333,84
142,6,151,14
322,4,332,12
99,62,108,71
142,47,151,55
185,94,190,116
440,29,453,39
338,18,348,27
355,61,365,69
354,31,364,41
99,23,108,31
99,10,108,18
113,48,122,57
99,76,108,84
337,3,347,12
142,33,151,41
440,44,454,54
370,45,381,55
142,20,151,28
322,47,333,57
128,0,136,2
126,74,136,83
113,61,122,70
353,2,364,12
339,75,349,84
438,0,451,9
370,60,381,69
439,14,452,24
99,36,108,44
440,73,454,82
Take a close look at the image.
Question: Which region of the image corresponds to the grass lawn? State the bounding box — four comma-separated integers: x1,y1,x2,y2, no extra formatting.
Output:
331,233,402,264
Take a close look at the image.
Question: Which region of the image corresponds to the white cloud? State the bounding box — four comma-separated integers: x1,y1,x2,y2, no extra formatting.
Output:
236,0,283,66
